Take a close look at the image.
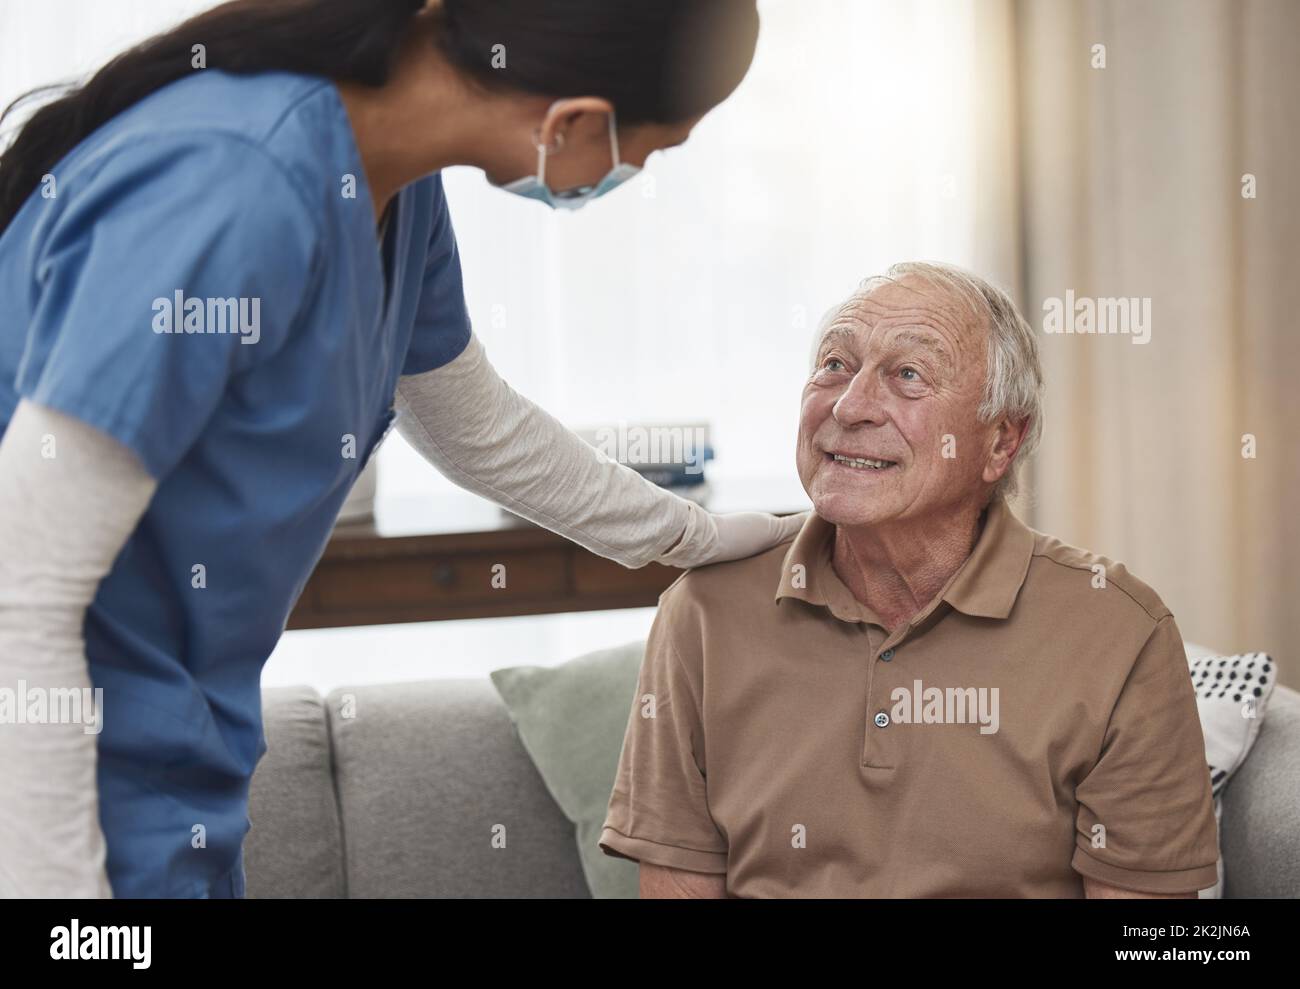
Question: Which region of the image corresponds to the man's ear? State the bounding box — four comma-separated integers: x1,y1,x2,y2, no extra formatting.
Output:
982,416,1030,485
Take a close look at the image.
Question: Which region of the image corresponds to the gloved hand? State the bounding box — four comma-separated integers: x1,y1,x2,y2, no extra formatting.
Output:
654,502,809,569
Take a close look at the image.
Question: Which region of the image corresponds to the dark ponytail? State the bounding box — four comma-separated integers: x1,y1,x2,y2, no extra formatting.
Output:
0,0,422,235
0,0,759,236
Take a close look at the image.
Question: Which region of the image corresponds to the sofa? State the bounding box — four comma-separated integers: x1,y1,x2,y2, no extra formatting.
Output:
244,645,1300,898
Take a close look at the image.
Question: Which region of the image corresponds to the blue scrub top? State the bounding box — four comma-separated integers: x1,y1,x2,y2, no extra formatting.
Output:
0,70,473,896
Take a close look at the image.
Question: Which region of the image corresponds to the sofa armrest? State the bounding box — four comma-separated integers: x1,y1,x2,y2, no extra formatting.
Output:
1219,684,1300,897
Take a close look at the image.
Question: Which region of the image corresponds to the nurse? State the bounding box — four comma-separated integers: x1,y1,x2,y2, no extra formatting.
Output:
0,0,794,897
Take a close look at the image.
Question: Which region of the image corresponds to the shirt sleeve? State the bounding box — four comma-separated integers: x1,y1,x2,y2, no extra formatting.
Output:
599,582,729,874
0,400,156,897
401,173,472,375
1071,614,1221,894
15,132,320,480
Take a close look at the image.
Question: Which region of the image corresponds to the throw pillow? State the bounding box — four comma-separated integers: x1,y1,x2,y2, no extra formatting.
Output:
490,641,644,898
1185,645,1277,898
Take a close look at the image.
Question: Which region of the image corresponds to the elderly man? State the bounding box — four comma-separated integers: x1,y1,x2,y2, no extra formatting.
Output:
598,261,1219,898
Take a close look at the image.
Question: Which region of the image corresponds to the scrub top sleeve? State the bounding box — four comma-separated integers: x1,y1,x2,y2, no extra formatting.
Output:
17,134,321,481
401,173,472,375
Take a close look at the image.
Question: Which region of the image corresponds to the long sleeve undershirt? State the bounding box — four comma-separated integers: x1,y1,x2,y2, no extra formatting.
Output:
0,335,799,895
0,400,156,897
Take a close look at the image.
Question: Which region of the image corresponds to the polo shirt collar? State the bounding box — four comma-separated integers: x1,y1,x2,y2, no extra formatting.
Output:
774,495,1036,625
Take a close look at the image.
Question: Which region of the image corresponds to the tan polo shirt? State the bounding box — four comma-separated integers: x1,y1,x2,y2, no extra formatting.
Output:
599,496,1220,897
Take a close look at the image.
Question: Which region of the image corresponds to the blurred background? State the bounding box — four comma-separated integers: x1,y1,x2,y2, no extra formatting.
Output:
3,0,1296,688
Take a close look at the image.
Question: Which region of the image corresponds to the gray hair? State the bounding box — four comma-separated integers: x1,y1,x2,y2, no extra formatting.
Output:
808,261,1043,500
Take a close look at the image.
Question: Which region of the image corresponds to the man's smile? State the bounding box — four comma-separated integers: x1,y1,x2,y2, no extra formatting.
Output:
825,450,900,472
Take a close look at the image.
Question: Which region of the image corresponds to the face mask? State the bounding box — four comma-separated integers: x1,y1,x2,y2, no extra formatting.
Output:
501,111,640,210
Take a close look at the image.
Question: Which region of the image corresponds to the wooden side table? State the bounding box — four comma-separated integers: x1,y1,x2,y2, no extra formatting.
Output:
287,478,810,630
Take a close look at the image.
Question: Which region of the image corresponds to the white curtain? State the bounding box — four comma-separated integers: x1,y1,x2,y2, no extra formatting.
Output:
1017,0,1300,686
0,1,213,105
385,0,1019,500
2,0,1016,506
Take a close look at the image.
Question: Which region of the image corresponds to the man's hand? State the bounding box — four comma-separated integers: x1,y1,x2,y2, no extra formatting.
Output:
640,862,728,898
639,868,1198,898
1083,876,1197,898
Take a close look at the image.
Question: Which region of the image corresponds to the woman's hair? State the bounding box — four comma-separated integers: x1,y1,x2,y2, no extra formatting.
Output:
0,0,759,235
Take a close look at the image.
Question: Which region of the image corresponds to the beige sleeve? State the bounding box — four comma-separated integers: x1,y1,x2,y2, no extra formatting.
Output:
0,399,157,897
1071,614,1222,894
599,584,728,874
394,333,707,568
395,333,809,569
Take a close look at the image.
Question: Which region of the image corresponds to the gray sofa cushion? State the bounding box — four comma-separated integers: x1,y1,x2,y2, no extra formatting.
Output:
245,685,346,898
1220,683,1300,897
325,679,589,898
245,669,1299,899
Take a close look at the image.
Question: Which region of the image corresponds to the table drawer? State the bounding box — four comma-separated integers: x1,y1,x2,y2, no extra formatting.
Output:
312,550,570,610
572,554,677,597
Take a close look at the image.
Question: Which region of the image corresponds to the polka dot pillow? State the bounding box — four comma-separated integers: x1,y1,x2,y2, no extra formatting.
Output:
1184,645,1276,898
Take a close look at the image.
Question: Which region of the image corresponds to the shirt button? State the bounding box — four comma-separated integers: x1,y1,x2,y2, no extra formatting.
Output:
873,712,890,728
880,648,895,662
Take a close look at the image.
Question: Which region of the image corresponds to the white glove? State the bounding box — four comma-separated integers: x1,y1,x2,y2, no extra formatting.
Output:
654,503,809,569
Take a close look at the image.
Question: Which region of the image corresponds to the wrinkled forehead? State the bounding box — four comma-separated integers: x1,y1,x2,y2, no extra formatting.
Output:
810,275,984,366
